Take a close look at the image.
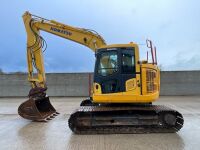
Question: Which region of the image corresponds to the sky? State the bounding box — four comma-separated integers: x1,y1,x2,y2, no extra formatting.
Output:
0,0,200,72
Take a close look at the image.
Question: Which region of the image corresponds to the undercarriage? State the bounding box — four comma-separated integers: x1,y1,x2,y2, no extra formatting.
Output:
68,101,184,134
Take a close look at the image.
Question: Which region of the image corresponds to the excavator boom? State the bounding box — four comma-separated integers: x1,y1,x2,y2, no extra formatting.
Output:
22,11,106,88
18,11,106,121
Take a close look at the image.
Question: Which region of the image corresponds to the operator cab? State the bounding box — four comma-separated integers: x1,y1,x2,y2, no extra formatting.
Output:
94,47,136,94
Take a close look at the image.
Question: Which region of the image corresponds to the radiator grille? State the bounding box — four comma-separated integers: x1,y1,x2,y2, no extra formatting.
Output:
146,69,157,93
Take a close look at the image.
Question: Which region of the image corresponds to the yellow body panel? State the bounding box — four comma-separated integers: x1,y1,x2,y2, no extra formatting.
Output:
93,92,159,103
126,78,137,91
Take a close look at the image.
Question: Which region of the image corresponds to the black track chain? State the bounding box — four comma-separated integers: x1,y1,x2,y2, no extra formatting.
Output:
68,105,184,134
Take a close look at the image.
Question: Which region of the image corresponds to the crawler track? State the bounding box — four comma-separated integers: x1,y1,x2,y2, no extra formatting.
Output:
68,105,184,134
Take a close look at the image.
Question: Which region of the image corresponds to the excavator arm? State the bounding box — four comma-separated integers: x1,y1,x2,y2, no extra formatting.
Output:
18,11,106,121
23,11,106,88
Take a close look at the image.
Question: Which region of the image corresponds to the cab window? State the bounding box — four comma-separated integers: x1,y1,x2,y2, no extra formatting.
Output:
98,51,118,76
122,50,135,74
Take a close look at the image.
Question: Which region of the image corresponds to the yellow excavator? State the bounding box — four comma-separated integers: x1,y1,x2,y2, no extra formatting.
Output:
18,11,184,134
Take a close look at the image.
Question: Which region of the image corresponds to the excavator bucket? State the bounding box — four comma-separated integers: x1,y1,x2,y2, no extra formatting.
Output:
18,87,59,121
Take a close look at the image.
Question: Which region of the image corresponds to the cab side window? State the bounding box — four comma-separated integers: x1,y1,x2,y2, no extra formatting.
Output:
122,50,135,74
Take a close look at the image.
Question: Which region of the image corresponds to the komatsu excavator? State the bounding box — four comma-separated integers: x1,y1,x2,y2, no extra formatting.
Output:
18,11,184,134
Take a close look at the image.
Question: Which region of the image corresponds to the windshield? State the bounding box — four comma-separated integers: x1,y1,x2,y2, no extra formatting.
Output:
98,51,118,76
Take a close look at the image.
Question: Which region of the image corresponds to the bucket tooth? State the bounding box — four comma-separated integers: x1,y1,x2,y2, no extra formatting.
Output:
44,118,49,122
44,116,52,121
53,113,58,116
50,115,55,118
46,117,52,120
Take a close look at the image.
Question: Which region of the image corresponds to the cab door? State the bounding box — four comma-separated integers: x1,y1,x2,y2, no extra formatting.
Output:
120,48,140,95
94,49,122,94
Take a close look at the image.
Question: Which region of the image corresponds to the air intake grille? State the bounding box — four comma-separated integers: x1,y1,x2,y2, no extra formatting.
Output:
146,69,157,93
